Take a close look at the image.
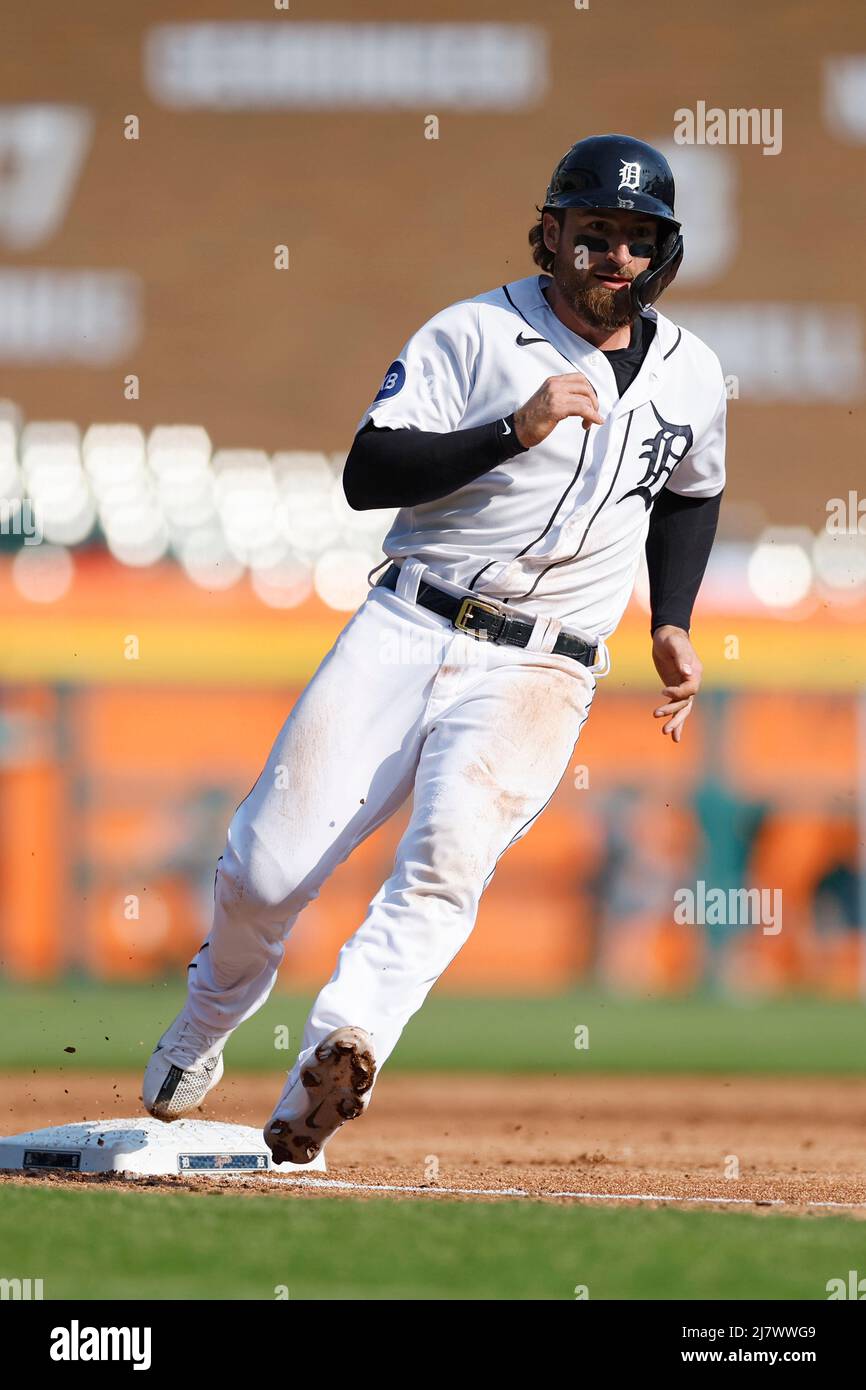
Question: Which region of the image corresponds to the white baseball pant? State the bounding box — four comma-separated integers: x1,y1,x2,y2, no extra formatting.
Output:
184,558,600,1125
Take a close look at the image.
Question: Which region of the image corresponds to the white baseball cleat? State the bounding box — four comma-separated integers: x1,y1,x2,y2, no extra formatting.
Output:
264,1026,376,1166
142,1009,229,1121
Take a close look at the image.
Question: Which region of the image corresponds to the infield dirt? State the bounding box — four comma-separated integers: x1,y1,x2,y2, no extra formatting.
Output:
1,1073,864,1210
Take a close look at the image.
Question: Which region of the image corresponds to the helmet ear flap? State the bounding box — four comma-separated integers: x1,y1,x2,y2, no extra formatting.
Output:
631,231,683,312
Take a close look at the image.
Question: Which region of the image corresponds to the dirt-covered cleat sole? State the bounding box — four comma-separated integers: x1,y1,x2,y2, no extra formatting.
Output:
264,1026,375,1166
142,1011,227,1121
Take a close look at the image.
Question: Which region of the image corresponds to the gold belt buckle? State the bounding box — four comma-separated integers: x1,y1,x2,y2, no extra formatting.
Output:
454,596,502,638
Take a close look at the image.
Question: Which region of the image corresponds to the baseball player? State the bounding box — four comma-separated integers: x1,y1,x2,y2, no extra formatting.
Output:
143,135,725,1165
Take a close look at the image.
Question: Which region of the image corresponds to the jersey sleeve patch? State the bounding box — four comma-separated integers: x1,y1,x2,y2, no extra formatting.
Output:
374,360,406,401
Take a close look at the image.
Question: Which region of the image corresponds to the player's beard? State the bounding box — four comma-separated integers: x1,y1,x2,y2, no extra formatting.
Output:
552,245,636,331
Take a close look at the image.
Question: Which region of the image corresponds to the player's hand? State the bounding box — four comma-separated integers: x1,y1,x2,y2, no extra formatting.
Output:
651,625,702,745
513,372,605,447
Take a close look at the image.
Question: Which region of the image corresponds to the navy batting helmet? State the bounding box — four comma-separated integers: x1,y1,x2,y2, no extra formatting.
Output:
542,134,684,312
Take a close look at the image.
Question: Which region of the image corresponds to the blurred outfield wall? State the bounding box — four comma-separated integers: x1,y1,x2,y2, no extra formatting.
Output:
2,549,864,997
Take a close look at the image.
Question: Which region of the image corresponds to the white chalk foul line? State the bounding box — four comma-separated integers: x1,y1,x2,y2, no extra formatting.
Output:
256,1174,866,1210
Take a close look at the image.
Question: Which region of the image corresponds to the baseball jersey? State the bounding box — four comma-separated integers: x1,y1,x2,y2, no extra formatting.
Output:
358,273,726,641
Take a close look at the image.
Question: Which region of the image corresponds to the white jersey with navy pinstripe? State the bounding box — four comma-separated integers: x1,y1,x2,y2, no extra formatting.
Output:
358,273,726,641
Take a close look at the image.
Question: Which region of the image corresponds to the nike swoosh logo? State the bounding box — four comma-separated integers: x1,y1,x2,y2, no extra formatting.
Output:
500,420,511,435
516,332,547,346
306,1100,325,1130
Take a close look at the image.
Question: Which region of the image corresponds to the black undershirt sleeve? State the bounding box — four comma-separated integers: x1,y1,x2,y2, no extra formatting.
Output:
645,486,723,634
342,416,528,510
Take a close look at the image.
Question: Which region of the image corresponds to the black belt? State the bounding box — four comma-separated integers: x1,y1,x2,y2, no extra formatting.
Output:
376,564,597,668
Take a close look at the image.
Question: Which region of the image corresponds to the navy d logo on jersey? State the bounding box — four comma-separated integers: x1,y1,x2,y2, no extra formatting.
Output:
619,404,694,510
375,360,406,401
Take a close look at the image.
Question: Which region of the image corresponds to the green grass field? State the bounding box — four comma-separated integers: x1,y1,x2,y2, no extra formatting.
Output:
0,982,863,1074
2,982,863,1301
0,1185,862,1300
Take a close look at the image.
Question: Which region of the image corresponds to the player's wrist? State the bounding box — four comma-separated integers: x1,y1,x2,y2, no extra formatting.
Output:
497,413,530,458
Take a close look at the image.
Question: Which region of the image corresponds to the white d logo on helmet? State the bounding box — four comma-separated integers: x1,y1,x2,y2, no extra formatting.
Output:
618,161,641,191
